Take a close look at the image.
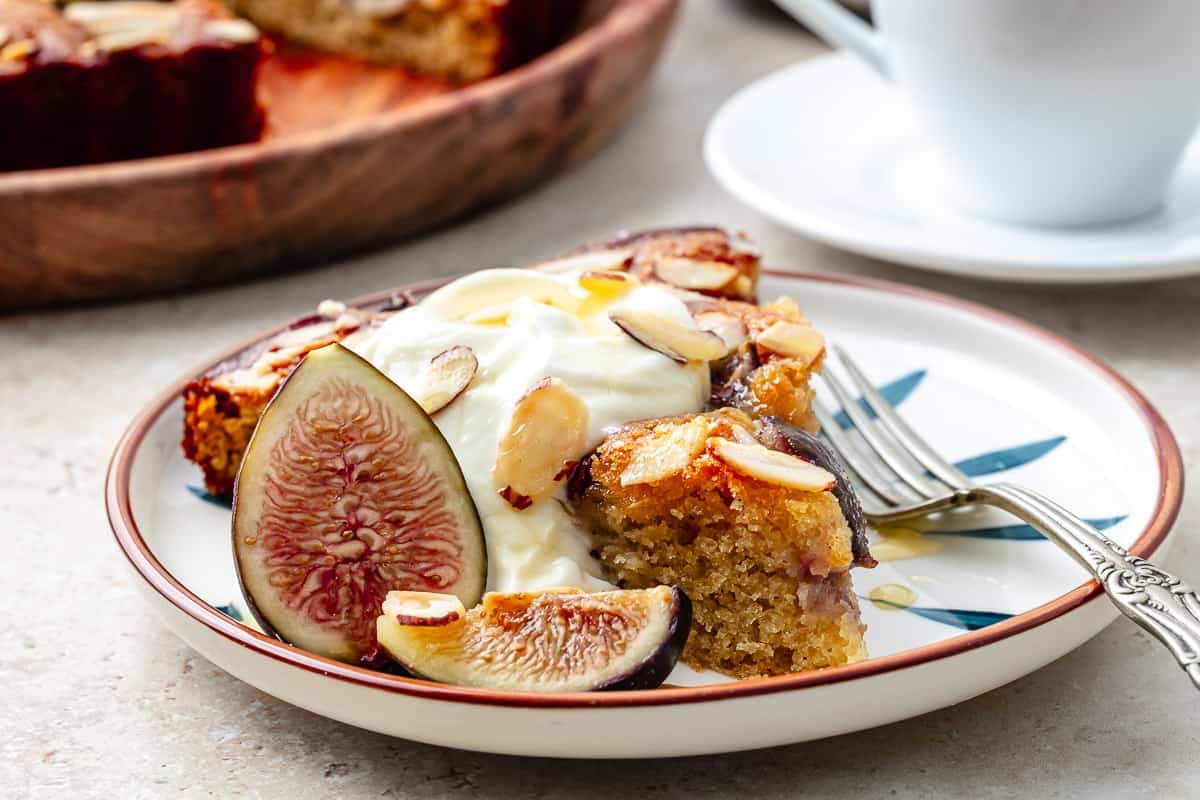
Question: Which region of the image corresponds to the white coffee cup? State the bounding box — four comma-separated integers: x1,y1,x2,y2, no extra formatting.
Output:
773,0,1200,226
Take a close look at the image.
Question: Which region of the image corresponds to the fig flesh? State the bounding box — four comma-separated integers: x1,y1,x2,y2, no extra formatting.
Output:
376,586,692,692
232,343,487,663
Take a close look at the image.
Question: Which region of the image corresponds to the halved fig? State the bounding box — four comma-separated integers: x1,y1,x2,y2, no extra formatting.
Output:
232,344,487,663
376,587,692,692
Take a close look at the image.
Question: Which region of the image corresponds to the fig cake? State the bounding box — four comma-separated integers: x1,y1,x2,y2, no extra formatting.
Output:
0,0,265,172
222,0,582,83
181,227,874,681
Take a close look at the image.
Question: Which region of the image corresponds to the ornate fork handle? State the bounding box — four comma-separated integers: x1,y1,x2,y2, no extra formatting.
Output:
978,483,1200,689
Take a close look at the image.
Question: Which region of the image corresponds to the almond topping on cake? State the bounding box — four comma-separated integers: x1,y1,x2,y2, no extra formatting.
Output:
609,309,731,364
654,258,740,292
754,321,825,366
531,249,634,275
619,417,711,487
693,311,747,350
494,377,589,510
415,345,478,414
708,438,836,492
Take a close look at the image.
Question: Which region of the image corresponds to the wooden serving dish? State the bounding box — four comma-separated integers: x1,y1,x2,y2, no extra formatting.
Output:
0,0,678,310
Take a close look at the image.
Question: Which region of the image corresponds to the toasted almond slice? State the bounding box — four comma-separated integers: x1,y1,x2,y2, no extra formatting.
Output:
0,39,35,62
755,321,825,366
730,275,755,299
382,591,466,627
203,18,260,43
531,249,634,274
709,438,836,492
494,377,589,510
693,311,747,350
316,299,347,318
416,345,477,414
763,296,806,322
609,309,730,364
654,258,740,291
620,417,710,486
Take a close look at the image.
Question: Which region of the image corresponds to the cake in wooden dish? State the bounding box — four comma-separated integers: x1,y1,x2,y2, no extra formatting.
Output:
0,0,265,172
223,0,583,83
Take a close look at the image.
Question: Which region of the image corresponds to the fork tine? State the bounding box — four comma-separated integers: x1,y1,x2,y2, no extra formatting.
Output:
819,367,946,499
832,345,973,490
813,398,912,507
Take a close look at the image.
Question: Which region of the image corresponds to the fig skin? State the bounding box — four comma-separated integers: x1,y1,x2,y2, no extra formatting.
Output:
232,343,487,663
758,417,875,568
376,587,692,692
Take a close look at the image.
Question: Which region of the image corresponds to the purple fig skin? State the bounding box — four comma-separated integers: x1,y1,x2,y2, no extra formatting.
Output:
595,587,692,691
759,418,876,568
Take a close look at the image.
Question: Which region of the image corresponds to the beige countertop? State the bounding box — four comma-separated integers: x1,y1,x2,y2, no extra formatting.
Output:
4,1,1199,796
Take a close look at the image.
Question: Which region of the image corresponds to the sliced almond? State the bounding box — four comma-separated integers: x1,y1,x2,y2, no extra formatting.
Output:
531,249,634,275
202,18,260,43
763,296,806,321
0,39,35,62
620,417,710,486
654,258,740,291
494,377,589,510
382,591,466,627
754,321,825,366
609,309,730,364
415,345,477,414
693,311,747,351
316,299,347,318
708,438,836,492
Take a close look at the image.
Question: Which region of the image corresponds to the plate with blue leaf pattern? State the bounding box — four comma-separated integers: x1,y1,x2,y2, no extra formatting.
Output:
106,270,1182,758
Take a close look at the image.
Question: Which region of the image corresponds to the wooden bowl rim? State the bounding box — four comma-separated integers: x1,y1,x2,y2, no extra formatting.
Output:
0,0,677,192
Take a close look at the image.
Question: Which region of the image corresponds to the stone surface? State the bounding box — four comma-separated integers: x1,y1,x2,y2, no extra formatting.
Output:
3,1,1199,797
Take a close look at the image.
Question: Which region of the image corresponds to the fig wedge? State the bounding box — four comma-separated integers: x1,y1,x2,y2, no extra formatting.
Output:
232,343,487,663
377,586,692,692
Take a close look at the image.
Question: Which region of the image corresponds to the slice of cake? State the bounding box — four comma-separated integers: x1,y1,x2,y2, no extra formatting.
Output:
570,409,870,679
223,0,582,83
0,0,265,172
182,303,391,495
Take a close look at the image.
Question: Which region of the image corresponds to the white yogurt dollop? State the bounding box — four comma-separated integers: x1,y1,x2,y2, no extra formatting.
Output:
352,269,710,592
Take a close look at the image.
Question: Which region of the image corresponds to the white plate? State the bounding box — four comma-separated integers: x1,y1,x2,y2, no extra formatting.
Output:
106,272,1182,758
705,53,1200,284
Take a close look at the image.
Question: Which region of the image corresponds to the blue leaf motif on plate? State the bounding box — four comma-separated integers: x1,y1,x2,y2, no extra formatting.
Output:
215,604,244,622
930,515,1127,541
868,598,1012,631
833,369,926,429
953,436,1066,478
187,485,233,509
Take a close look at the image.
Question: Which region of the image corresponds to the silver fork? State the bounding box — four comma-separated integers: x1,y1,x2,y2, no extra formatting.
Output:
815,345,1200,690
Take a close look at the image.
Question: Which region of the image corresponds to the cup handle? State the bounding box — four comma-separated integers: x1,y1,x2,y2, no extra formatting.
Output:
771,0,890,79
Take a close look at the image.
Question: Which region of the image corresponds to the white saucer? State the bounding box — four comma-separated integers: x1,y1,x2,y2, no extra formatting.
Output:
705,53,1200,284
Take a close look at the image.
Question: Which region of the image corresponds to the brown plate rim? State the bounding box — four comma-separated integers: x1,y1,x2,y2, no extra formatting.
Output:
0,0,676,192
104,269,1184,709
